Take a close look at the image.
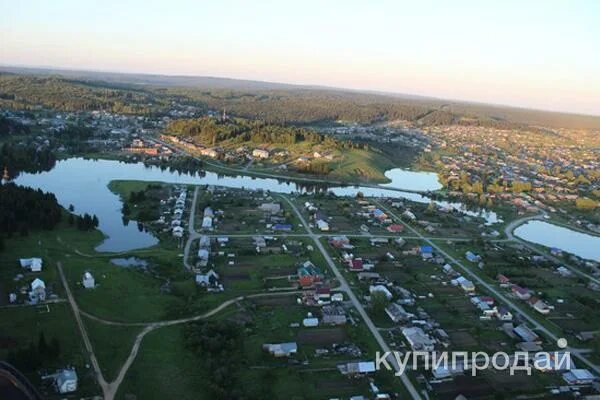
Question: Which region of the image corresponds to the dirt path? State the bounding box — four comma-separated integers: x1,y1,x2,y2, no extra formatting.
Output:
58,259,302,399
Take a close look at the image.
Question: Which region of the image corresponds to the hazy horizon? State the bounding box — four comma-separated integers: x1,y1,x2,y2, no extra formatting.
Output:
1,0,599,115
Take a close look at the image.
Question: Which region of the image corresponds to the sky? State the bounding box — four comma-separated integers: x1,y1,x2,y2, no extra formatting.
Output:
1,0,599,115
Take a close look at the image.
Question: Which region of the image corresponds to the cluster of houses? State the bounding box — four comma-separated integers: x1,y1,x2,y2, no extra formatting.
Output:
10,257,95,306
194,235,224,292
124,137,172,157
162,132,337,169
10,258,47,305
159,187,187,238
497,274,552,315
259,202,295,232
304,202,330,231
422,125,599,221
201,206,214,231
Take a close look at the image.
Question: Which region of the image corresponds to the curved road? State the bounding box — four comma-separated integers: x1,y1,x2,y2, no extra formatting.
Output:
504,214,600,285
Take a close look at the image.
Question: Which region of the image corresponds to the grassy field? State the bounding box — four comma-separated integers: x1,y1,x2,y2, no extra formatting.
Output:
0,303,100,398
82,318,141,382
117,299,410,400
328,148,397,182
115,324,209,400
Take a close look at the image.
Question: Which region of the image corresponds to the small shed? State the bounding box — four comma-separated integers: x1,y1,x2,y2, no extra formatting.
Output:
82,272,95,289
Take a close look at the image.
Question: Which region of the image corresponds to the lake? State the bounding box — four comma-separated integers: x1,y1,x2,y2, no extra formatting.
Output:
15,157,498,252
380,168,442,191
514,220,600,262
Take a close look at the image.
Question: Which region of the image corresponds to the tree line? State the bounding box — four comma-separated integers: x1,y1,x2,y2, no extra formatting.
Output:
0,142,56,177
0,183,62,239
7,332,61,373
166,116,366,151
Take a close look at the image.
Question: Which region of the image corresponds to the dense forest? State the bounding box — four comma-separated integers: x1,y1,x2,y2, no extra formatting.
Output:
166,117,363,150
0,115,30,136
166,87,434,125
184,320,261,398
0,142,56,178
0,74,176,115
0,183,62,238
3,70,599,129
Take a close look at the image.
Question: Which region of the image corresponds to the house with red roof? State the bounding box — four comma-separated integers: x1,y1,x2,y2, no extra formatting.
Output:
386,224,404,233
348,258,364,272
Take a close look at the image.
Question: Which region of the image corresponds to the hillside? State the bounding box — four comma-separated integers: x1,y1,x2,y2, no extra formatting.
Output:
1,67,600,129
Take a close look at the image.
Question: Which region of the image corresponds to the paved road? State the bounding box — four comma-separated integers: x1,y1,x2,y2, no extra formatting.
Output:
198,232,473,241
504,214,600,285
281,195,423,400
373,200,600,375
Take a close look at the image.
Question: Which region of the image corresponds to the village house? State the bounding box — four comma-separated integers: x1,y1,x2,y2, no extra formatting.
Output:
201,217,213,231
512,285,531,300
321,305,347,325
337,361,376,376
372,208,388,222
454,276,475,292
82,272,95,289
19,258,43,272
54,368,78,394
528,297,551,314
386,224,404,233
562,369,596,385
195,269,220,288
29,278,46,304
297,261,323,287
329,236,353,249
172,226,184,237
402,210,417,221
200,148,219,158
420,246,434,260
369,285,393,300
496,306,513,321
513,324,541,343
385,302,415,323
272,223,292,232
497,274,511,287
465,251,481,263
316,219,330,231
259,202,281,214
263,342,298,357
253,236,267,249
370,238,389,246
402,326,435,351
252,148,270,159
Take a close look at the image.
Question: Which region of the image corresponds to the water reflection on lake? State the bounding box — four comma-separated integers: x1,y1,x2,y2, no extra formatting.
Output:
514,220,600,262
380,168,442,191
15,157,498,252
